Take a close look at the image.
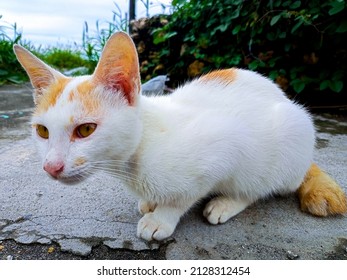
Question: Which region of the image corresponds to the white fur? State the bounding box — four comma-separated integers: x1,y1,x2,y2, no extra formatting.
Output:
34,69,315,241
130,69,315,240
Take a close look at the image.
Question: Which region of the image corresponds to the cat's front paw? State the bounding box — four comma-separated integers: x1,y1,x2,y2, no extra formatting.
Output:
138,200,157,215
137,213,175,241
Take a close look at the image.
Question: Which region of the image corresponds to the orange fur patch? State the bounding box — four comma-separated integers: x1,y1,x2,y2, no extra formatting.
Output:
298,163,347,216
74,157,86,167
199,69,237,85
35,77,71,114
76,79,95,97
78,80,100,115
67,79,101,116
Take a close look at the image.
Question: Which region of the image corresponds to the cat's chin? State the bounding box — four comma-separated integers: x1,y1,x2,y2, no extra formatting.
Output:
51,174,90,186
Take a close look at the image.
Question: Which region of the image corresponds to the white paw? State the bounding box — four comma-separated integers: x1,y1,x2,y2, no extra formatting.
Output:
138,200,157,215
137,213,175,241
203,197,249,225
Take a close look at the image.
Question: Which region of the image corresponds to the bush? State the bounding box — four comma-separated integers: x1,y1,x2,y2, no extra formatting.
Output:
0,16,91,84
131,16,171,82
37,47,89,72
0,16,28,84
150,0,347,98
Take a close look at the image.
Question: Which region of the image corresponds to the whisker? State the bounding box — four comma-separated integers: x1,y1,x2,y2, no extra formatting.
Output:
91,167,142,185
102,172,141,185
90,159,141,167
92,167,138,178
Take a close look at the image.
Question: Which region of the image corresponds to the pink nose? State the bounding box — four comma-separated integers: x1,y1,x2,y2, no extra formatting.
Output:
43,161,64,178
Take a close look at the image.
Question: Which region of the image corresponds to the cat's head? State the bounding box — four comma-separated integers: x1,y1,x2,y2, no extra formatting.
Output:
14,32,142,183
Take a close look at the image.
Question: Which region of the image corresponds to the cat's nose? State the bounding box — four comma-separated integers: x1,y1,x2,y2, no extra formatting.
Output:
43,161,64,178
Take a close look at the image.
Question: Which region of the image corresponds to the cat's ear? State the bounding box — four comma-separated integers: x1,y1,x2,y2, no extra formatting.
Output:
92,32,141,106
13,45,65,101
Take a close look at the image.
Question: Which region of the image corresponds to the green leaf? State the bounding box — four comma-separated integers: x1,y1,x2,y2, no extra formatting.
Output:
290,1,301,9
336,20,347,33
270,14,282,26
278,31,286,38
230,54,242,65
230,9,240,19
248,60,259,70
283,1,291,7
269,70,279,80
329,80,344,92
284,43,291,52
153,31,177,45
319,80,330,91
268,57,279,67
232,25,241,35
0,69,9,76
291,79,305,93
248,60,266,70
328,2,345,15
272,0,282,8
291,19,303,34
7,75,25,84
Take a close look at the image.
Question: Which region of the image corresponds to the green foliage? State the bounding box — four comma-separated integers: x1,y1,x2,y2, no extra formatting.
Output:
150,0,347,96
0,2,127,84
38,47,88,71
0,16,91,84
0,16,28,84
82,2,128,72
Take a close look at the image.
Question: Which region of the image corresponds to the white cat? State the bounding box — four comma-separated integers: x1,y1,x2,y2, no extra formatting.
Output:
14,32,347,241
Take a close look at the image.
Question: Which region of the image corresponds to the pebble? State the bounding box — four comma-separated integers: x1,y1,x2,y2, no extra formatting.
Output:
286,250,299,260
7,255,14,260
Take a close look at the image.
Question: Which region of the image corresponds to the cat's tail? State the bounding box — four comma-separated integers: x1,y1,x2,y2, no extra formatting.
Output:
298,163,347,216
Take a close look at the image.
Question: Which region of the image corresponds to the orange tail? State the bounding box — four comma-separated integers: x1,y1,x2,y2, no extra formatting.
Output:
298,163,347,216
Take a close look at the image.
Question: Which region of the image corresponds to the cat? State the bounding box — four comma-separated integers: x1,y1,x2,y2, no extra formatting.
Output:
14,32,347,241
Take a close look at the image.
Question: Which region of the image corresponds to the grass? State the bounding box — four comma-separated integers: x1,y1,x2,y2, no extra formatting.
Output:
0,2,128,85
0,16,28,84
0,1,171,85
0,19,92,85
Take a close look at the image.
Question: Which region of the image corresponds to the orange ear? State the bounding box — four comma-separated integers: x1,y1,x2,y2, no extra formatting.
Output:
13,45,64,101
92,32,141,106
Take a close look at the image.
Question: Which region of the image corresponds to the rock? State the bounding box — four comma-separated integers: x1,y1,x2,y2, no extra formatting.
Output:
141,75,168,96
286,250,299,260
63,67,89,77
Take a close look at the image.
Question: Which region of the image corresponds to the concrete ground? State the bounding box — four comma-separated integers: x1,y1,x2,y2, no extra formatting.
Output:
0,84,346,260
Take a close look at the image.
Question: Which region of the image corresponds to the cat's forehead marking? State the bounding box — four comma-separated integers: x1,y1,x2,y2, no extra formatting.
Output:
198,69,237,85
66,78,101,116
35,77,71,114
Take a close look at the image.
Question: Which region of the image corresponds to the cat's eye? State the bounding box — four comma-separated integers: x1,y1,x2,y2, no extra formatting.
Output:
75,123,97,138
36,125,49,139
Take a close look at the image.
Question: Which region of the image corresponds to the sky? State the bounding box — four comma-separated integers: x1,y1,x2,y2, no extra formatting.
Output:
0,0,172,47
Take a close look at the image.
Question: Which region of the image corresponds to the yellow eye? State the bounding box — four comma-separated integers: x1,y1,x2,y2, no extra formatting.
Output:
36,125,49,139
75,123,97,138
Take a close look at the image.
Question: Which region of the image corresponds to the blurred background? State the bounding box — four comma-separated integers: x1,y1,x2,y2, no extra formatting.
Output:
1,0,346,110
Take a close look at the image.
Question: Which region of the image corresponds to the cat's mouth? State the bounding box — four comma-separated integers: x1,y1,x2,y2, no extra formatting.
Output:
46,168,91,185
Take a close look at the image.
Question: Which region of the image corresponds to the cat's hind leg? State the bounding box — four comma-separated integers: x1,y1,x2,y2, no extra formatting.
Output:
203,196,251,225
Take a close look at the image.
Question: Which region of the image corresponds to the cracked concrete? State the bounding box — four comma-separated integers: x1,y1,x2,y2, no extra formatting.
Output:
0,84,346,259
